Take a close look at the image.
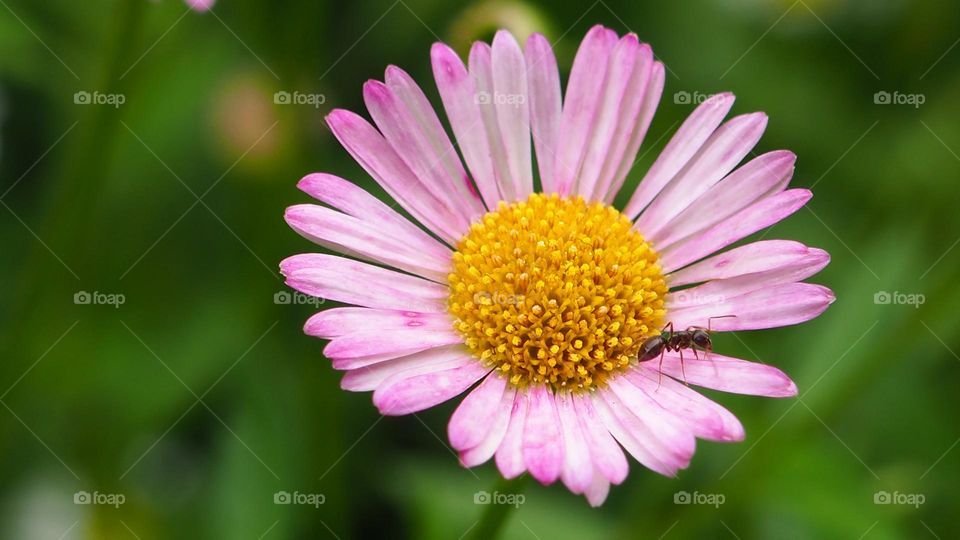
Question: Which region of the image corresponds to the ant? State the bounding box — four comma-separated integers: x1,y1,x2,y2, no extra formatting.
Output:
634,316,735,390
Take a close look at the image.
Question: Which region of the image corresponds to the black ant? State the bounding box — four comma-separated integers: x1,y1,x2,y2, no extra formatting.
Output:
634,316,734,389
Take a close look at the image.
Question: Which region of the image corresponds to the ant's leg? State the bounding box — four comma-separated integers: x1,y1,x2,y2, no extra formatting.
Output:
656,347,666,391
679,349,688,385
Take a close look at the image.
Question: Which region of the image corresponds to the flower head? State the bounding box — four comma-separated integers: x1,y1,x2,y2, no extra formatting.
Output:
281,25,834,506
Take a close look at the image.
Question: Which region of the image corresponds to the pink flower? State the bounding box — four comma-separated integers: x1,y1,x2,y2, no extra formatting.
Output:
281,25,833,506
185,0,214,12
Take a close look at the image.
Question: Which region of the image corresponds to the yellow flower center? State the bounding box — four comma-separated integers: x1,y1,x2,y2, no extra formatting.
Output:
448,193,667,391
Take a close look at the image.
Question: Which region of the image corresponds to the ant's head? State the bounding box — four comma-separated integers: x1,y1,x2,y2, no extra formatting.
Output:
691,329,712,350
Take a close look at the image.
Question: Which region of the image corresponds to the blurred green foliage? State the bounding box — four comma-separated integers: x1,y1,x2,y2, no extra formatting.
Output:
1,0,959,538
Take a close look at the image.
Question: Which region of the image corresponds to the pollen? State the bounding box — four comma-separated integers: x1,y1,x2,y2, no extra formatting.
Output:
448,193,667,391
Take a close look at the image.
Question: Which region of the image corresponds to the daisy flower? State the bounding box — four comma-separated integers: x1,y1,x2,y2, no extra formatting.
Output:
281,25,834,506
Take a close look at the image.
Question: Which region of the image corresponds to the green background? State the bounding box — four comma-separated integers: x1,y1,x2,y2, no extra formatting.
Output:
1,0,957,538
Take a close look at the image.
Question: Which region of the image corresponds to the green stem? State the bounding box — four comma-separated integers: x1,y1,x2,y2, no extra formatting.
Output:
466,474,530,540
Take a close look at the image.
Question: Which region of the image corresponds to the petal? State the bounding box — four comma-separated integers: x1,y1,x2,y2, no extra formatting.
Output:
431,43,502,208
665,248,830,309
522,386,563,484
555,392,594,494
304,308,452,339
608,378,696,467
285,204,449,282
525,33,562,193
605,61,664,203
363,79,481,229
667,239,820,287
297,173,451,260
624,93,736,219
667,282,835,331
659,189,812,273
575,35,650,201
280,254,448,312
654,150,796,250
591,390,679,477
469,42,515,203
554,25,618,196
495,390,529,479
641,351,798,397
492,30,533,201
584,471,611,507
340,344,471,392
373,358,489,415
460,384,516,467
625,367,745,442
325,109,464,243
572,393,629,484
636,112,769,242
449,373,508,451
323,328,462,361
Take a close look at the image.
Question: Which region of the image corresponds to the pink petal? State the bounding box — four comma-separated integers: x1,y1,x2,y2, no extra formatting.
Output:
280,254,448,312
665,248,830,309
624,93,736,219
555,392,594,493
575,35,650,201
430,43,502,208
668,239,820,287
373,359,489,415
296,173,451,260
460,384,516,467
340,344,472,392
325,109,464,243
642,351,798,397
591,390,679,477
583,471,611,507
525,33,562,194
608,378,696,466
323,328,463,361
522,386,563,484
667,282,835,331
572,393,629,484
494,390,529,479
625,367,745,442
492,30,533,201
469,42,515,203
659,189,812,273
553,25,618,196
605,61,664,203
304,308,452,339
654,150,796,249
285,204,449,281
636,112,768,242
448,374,508,451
